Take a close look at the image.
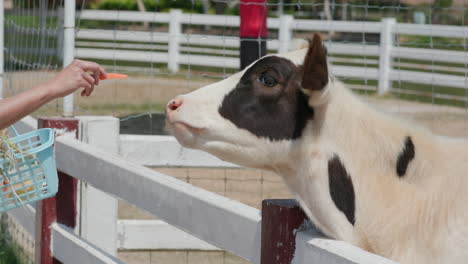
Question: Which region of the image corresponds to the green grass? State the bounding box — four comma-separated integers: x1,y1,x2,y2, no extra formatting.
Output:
0,245,20,264
399,36,467,52
5,14,59,28
0,236,21,264
390,81,468,107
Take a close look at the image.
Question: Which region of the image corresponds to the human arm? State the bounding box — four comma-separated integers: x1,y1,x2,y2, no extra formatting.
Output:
0,60,107,130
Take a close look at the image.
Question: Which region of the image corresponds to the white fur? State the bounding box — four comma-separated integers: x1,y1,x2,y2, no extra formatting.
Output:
166,48,468,264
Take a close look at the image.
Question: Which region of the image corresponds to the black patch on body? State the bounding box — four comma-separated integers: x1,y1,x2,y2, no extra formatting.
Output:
219,56,314,140
328,155,356,225
396,136,415,177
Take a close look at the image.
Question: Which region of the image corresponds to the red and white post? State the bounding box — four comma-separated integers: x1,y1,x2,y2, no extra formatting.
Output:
35,118,79,264
261,199,308,264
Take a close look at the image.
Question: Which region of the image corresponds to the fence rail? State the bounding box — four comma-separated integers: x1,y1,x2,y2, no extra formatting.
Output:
76,9,468,97
52,223,123,264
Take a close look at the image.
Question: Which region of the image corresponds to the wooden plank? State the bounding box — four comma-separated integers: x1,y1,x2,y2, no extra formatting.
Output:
54,136,262,264
391,70,468,89
75,48,169,63
77,29,242,48
181,13,239,27
78,116,119,256
77,29,170,43
393,47,468,65
51,223,124,264
332,65,379,80
395,23,468,38
75,41,240,56
80,10,240,27
80,10,171,23
117,220,219,250
292,229,398,264
326,43,380,56
75,48,240,68
292,19,382,33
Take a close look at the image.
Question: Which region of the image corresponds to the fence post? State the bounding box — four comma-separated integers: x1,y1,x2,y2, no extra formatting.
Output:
377,18,396,95
62,0,76,117
168,9,182,73
261,199,307,264
278,15,293,53
35,118,79,264
239,0,268,70
78,116,119,256
56,7,64,63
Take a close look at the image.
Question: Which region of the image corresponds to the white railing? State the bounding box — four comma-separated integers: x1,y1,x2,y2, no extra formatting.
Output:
76,10,468,96
7,116,396,264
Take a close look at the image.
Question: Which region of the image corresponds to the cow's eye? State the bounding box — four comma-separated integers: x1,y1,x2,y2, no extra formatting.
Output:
257,72,277,87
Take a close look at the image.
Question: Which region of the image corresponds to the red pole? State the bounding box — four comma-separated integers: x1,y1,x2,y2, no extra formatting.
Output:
261,199,308,264
35,118,79,264
239,0,267,69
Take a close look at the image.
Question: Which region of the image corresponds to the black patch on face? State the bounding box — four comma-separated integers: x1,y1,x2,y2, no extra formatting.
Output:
328,155,356,225
218,56,314,141
396,136,415,178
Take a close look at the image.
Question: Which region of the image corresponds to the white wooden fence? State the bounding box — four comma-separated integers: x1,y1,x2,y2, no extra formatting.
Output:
76,10,468,97
6,116,397,264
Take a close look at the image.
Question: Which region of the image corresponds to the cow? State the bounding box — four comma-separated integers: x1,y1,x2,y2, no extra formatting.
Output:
165,33,468,264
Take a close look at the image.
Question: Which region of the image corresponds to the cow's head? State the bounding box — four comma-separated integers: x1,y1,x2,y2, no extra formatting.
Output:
165,34,330,169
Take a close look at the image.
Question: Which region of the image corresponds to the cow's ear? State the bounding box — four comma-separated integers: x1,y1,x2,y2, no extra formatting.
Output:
301,33,328,92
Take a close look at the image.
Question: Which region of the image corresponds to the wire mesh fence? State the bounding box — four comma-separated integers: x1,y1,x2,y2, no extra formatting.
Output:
2,1,468,264
3,0,65,119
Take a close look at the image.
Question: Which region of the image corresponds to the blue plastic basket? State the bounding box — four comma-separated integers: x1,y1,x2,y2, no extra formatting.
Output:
0,126,58,212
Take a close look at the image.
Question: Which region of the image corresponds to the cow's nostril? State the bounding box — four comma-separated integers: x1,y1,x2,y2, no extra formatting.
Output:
167,98,183,112
169,101,178,111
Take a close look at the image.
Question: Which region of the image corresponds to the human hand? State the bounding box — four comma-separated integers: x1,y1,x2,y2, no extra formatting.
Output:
45,59,107,99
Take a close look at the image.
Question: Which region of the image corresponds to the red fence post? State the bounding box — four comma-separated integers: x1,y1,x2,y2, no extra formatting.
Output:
35,118,79,264
261,199,308,264
239,0,267,70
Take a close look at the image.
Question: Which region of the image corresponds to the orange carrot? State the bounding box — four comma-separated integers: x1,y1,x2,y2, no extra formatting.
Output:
99,73,128,80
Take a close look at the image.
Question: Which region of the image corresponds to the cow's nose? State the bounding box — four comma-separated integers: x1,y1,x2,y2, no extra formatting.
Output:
166,97,184,113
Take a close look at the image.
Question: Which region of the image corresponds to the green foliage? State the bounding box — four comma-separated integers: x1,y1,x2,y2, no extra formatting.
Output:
343,0,408,8
91,0,205,13
432,0,453,8
0,222,20,264
0,243,20,264
399,36,466,51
